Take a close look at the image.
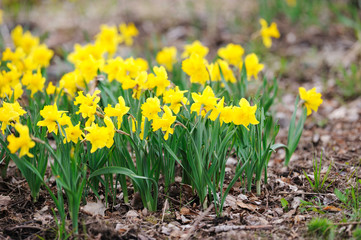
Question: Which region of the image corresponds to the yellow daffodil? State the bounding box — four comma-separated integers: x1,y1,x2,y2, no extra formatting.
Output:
95,25,119,56
141,97,161,121
0,9,3,25
286,0,297,7
218,43,244,66
244,53,264,80
0,101,26,133
77,56,104,83
146,66,170,96
182,53,209,85
11,25,40,54
103,57,124,82
64,123,83,144
28,44,54,68
152,105,176,140
104,96,130,129
299,87,323,116
46,82,56,95
119,23,139,46
181,40,209,58
208,59,236,83
163,87,188,114
259,18,280,48
74,90,100,127
191,86,218,117
232,98,259,130
84,117,115,153
7,123,35,158
59,70,85,98
156,47,177,71
37,104,66,134
21,69,45,97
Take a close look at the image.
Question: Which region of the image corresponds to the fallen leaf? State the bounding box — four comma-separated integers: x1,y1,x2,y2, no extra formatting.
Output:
82,200,106,216
236,200,258,211
180,207,191,215
323,206,342,212
0,195,11,207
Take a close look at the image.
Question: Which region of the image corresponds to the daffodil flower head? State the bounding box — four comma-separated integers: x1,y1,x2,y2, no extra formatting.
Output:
104,96,130,129
7,123,35,158
63,123,84,144
190,86,218,117
21,69,45,97
74,90,101,126
37,103,66,135
209,59,236,83
146,66,170,96
217,43,244,66
103,57,124,83
181,40,209,58
299,87,323,116
232,98,259,130
28,44,54,68
141,97,161,121
152,105,176,140
259,18,280,48
0,101,26,133
119,23,139,46
244,53,264,81
156,46,177,72
182,53,209,85
95,24,119,56
163,86,188,114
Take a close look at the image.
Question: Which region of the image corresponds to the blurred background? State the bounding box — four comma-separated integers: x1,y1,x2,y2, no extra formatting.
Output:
1,0,360,100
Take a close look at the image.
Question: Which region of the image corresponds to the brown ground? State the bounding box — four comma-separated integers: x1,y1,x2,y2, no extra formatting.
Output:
1,0,361,239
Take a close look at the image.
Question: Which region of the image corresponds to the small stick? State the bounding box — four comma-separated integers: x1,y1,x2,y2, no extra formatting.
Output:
211,224,273,233
278,191,335,196
182,203,214,240
161,199,169,223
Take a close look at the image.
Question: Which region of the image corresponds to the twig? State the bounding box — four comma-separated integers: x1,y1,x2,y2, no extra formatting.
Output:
210,224,273,233
334,222,361,226
278,191,335,196
158,192,198,214
161,199,169,223
182,204,214,240
6,225,42,231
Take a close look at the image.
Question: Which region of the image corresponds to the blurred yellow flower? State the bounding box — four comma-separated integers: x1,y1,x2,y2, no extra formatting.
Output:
119,23,139,46
141,97,161,121
21,69,46,97
146,66,170,96
218,43,244,66
244,53,264,80
156,47,177,72
0,101,26,133
95,25,119,56
299,87,323,116
182,53,209,85
7,123,35,158
37,104,66,134
259,18,280,48
46,82,56,95
208,59,236,83
85,117,115,153
181,40,209,58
